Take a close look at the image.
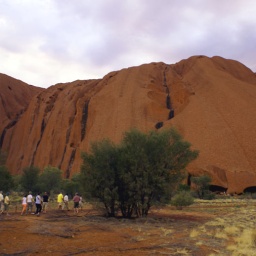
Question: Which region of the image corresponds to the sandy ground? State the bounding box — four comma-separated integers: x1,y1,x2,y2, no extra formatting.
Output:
1,200,256,256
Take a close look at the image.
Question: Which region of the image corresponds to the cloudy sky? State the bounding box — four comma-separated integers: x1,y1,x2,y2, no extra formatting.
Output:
1,0,256,88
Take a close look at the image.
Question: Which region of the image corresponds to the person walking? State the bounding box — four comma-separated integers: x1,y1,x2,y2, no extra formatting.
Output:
79,195,83,211
34,193,42,216
4,192,10,216
26,191,33,214
63,194,69,210
73,193,80,215
21,194,27,215
42,192,49,213
57,192,64,210
0,191,4,214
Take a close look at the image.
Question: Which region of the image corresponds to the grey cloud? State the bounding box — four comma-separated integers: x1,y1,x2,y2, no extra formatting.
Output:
0,0,256,87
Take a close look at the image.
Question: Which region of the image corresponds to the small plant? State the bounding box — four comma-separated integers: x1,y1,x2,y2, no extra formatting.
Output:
177,184,190,192
191,175,213,199
171,191,194,209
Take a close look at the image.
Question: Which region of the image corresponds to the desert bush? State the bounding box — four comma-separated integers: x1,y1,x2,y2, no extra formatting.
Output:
81,128,198,218
191,175,213,199
0,149,7,166
177,183,190,192
61,173,83,197
204,191,215,200
0,166,14,192
38,166,63,193
171,191,194,209
12,175,23,192
20,166,40,193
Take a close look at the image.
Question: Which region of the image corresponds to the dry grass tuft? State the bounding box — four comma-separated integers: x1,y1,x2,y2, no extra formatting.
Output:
175,248,191,255
214,229,228,240
227,229,256,255
235,229,256,247
224,226,240,235
190,229,199,238
160,227,173,236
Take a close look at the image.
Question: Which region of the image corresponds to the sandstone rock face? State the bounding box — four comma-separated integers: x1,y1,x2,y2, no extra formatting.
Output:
1,56,256,193
0,73,43,150
169,56,256,193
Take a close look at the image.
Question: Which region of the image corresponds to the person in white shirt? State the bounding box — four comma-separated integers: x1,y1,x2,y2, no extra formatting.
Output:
79,195,84,210
21,194,27,215
34,193,42,216
26,192,33,214
63,194,69,210
4,192,10,215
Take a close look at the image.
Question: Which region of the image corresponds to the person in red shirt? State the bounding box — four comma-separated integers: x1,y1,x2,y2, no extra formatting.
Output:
73,193,80,215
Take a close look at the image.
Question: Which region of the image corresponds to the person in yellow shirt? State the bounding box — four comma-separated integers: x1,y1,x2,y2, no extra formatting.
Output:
57,192,64,210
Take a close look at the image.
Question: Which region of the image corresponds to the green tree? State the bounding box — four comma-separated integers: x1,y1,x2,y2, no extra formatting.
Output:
81,139,119,217
38,166,63,193
117,128,198,217
20,166,40,193
13,175,23,192
0,166,14,192
61,173,83,197
0,149,7,166
191,175,213,199
81,128,199,218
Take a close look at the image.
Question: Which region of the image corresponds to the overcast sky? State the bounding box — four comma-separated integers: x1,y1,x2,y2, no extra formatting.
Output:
1,0,256,88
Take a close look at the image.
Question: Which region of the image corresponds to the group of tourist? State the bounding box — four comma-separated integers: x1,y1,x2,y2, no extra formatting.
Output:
0,190,10,215
57,192,83,214
21,191,49,216
0,190,84,216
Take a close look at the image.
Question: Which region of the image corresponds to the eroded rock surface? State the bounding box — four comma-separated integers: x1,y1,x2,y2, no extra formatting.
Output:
1,56,256,193
0,73,43,150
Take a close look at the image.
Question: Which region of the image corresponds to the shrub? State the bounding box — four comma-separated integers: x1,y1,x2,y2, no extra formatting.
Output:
20,166,40,193
38,166,62,193
171,191,194,209
61,173,83,197
81,128,198,217
0,166,14,192
191,175,212,199
177,183,191,192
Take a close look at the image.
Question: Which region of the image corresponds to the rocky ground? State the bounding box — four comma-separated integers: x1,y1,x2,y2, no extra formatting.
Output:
1,199,256,256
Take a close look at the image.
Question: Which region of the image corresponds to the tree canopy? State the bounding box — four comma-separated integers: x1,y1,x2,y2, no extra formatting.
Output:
81,128,199,218
0,166,14,192
0,149,7,166
20,166,40,193
38,166,63,193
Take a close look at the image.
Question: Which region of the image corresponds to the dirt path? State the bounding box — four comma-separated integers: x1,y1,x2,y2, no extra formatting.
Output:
1,201,256,255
